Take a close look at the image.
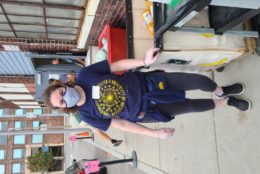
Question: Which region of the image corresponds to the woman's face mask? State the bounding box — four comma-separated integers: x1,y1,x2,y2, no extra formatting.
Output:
63,86,81,108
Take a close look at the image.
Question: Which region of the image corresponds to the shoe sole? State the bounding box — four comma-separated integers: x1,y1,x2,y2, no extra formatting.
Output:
216,83,246,99
243,98,252,112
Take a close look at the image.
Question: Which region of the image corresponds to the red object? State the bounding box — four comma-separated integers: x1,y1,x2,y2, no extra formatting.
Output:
69,135,77,142
98,23,127,75
84,160,101,174
76,132,90,137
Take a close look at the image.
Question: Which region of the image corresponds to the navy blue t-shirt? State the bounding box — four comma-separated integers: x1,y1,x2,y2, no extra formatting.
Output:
76,60,147,131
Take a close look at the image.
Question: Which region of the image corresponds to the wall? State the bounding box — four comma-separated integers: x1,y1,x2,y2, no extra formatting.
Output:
85,0,126,48
0,76,35,109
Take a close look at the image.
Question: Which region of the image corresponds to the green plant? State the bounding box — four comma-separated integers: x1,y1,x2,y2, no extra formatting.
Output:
27,150,53,172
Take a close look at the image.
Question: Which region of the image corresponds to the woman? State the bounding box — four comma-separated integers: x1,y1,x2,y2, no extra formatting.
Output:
43,47,250,139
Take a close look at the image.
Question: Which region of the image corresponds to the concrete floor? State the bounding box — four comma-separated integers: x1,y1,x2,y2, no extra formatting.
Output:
213,54,260,174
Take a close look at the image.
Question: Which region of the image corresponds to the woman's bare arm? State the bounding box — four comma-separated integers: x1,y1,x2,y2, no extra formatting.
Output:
109,47,160,72
110,118,175,139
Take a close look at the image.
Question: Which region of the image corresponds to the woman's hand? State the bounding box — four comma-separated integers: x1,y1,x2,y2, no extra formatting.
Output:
153,128,175,139
143,47,160,66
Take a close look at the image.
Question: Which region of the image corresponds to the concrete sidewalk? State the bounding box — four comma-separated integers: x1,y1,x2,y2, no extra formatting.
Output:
70,54,260,174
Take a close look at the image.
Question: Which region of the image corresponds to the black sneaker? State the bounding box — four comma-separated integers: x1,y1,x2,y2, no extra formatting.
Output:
216,83,245,98
113,140,123,147
227,96,251,111
111,139,123,147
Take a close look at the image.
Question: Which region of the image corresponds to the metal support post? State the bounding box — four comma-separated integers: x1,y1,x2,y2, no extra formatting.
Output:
100,151,138,168
0,127,91,136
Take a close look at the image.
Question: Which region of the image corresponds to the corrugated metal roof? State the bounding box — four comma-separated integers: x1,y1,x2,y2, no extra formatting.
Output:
0,51,35,75
0,0,87,41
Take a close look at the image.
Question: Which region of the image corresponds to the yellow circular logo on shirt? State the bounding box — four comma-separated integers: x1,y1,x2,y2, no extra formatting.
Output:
94,79,126,117
158,81,164,90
